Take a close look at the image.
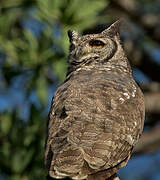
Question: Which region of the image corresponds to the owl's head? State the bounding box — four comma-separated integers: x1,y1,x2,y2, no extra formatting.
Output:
67,20,129,74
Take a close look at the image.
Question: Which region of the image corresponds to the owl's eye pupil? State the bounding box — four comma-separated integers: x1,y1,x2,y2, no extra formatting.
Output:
70,44,76,51
89,40,105,48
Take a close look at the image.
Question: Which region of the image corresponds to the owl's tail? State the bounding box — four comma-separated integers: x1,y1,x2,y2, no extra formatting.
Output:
47,145,85,179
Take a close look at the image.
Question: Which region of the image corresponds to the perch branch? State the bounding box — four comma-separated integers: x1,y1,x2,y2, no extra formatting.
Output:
144,93,160,114
133,125,160,155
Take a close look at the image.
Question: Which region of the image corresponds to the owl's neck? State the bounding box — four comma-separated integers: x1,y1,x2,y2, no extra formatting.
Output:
106,57,132,74
66,59,132,80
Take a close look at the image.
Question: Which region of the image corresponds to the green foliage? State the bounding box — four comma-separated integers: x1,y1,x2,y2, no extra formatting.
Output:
0,0,108,179
0,108,46,179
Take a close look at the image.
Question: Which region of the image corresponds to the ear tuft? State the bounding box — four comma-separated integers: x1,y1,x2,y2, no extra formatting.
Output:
67,30,78,43
102,19,124,37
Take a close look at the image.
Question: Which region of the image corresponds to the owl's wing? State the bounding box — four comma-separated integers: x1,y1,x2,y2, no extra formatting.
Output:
82,80,144,168
45,77,144,179
66,77,144,172
45,82,86,178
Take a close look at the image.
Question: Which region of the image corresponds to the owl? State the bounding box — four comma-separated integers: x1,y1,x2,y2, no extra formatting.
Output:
45,20,145,180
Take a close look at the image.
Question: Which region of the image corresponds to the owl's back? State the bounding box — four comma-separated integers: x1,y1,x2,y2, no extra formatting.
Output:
45,68,144,180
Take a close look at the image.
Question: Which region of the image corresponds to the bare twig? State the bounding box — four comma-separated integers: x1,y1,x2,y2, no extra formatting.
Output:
133,125,160,155
144,93,160,114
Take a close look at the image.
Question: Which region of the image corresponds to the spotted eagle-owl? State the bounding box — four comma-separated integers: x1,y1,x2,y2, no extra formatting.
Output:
45,20,145,180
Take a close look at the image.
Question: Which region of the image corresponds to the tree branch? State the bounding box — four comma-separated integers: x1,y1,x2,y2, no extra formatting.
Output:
144,92,160,114
133,125,160,155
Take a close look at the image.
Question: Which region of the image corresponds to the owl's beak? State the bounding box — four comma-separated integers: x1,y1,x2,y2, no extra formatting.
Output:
75,46,91,60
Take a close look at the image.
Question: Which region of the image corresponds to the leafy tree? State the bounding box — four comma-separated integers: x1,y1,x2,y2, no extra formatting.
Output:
0,0,160,180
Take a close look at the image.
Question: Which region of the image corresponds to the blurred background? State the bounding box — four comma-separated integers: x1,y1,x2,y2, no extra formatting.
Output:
0,0,160,180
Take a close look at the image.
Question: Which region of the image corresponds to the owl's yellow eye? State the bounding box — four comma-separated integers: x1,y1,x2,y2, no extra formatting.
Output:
89,40,105,48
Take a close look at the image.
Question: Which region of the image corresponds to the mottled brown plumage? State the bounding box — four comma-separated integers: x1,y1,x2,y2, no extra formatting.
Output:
45,20,145,180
